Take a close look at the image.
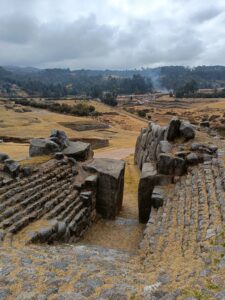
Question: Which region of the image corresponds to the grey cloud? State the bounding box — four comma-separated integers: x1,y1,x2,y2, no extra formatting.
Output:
191,6,222,23
0,0,225,68
0,14,38,44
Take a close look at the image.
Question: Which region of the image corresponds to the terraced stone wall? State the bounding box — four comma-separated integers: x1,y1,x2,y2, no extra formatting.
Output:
140,153,225,274
135,123,167,170
0,159,97,245
134,118,195,171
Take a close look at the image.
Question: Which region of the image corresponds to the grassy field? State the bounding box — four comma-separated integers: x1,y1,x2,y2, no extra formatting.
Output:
0,99,147,160
0,97,224,161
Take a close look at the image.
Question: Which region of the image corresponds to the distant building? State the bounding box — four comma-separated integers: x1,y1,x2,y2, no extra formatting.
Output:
116,93,163,106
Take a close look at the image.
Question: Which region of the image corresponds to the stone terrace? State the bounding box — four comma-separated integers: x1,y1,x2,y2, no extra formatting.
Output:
0,123,225,299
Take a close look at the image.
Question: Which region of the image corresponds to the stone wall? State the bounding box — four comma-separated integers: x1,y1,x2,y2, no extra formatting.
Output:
140,156,225,270
0,154,126,245
135,118,219,223
138,162,173,223
84,158,125,219
0,159,97,244
134,118,195,171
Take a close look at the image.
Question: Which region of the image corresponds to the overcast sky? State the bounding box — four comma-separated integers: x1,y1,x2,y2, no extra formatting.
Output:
0,0,225,69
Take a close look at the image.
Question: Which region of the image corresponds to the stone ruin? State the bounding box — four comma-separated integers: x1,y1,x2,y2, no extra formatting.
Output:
0,130,125,245
135,118,220,223
134,118,225,288
0,118,225,298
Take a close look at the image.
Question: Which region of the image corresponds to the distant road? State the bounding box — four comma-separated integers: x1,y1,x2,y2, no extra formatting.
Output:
116,107,149,124
94,147,134,159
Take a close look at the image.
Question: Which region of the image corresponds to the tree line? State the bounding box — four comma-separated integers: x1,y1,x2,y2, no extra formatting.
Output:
2,65,225,102
14,98,101,116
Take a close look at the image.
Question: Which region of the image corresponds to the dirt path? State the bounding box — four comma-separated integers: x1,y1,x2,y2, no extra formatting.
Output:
94,147,135,159
79,155,143,252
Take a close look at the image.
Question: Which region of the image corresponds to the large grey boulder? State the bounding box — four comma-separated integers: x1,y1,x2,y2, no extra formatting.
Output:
0,153,9,162
49,129,69,149
156,141,172,160
138,163,157,223
157,154,187,176
63,141,93,161
29,138,60,157
157,154,174,175
4,159,20,177
166,118,181,141
138,163,173,223
83,158,125,219
151,186,164,209
186,152,199,165
179,121,195,140
173,157,187,176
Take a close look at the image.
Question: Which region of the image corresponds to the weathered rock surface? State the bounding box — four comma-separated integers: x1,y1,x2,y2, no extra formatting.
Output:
84,158,125,219
0,159,97,244
157,154,187,176
49,129,69,149
3,159,20,177
179,121,195,140
135,118,196,172
186,152,199,165
29,139,60,157
156,141,172,160
0,153,9,162
29,130,93,161
63,141,93,161
138,163,156,223
151,186,164,209
166,118,181,141
138,162,173,223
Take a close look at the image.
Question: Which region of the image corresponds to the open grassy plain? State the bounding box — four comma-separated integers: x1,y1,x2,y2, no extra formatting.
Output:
0,97,224,161
0,99,147,161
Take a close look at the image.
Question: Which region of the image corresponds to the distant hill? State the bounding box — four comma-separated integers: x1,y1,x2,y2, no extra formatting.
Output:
1,65,225,98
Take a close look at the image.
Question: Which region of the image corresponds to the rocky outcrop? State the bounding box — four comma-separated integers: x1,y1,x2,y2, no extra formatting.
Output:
29,130,93,161
166,118,181,141
138,162,173,223
135,123,167,169
151,186,164,209
49,129,69,149
63,141,93,161
29,138,60,156
135,118,196,171
157,154,187,176
84,158,125,219
3,159,20,177
135,118,220,224
0,153,9,162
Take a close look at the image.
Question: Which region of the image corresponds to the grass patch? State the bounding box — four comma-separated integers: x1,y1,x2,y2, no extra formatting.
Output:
20,155,52,166
182,288,211,300
206,281,220,291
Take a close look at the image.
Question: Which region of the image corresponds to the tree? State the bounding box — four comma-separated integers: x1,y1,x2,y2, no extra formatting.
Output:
175,79,198,98
137,110,146,117
101,92,118,106
90,85,102,98
131,74,148,94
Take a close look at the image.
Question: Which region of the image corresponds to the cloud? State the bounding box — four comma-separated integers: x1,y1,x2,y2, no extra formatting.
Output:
0,14,38,44
0,0,224,68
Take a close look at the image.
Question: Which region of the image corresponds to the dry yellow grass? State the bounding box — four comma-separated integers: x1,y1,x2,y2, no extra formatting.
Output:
0,143,29,160
79,154,144,251
0,101,147,159
0,98,224,161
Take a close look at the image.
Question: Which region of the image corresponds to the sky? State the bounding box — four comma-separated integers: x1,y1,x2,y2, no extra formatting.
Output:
0,0,225,69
